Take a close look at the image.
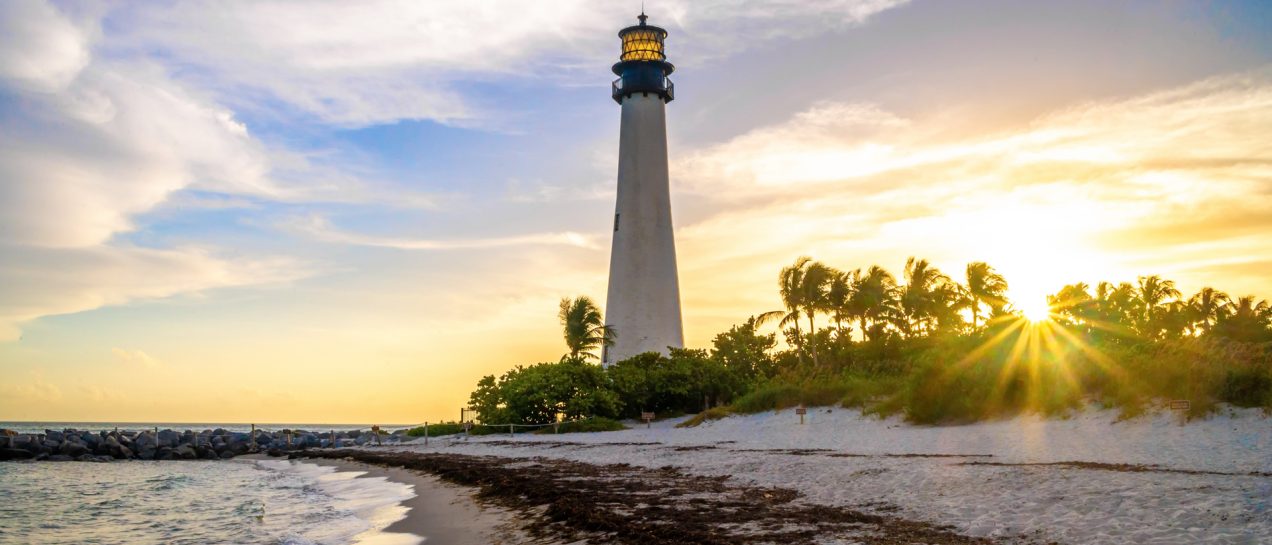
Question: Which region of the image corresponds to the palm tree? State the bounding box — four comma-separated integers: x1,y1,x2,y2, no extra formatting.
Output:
558,296,614,360
758,257,813,361
964,262,1008,329
825,269,855,338
1188,287,1231,335
1095,281,1139,336
901,257,953,337
1135,275,1181,338
849,265,898,342
799,261,834,365
1214,296,1272,342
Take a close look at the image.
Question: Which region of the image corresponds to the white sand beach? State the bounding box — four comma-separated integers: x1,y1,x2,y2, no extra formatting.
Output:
381,406,1272,544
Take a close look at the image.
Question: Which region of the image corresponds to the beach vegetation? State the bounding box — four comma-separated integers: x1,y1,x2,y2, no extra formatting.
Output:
468,262,1272,427
535,417,627,434
559,296,615,361
404,422,466,437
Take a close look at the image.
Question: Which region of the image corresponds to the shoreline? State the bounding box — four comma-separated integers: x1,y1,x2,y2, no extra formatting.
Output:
296,448,994,545
294,454,542,545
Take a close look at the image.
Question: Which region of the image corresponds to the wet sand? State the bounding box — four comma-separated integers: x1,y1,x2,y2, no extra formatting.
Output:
295,449,998,545
302,456,543,545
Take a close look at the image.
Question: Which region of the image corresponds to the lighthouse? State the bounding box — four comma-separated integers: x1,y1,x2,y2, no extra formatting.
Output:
602,13,684,367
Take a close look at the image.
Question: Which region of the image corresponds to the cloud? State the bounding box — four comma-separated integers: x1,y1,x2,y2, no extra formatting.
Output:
671,68,1272,326
280,214,599,250
77,384,125,403
0,244,306,341
0,0,91,92
0,372,63,404
102,0,908,127
111,348,164,370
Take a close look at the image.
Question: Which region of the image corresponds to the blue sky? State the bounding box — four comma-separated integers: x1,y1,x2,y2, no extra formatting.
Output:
2,0,1271,422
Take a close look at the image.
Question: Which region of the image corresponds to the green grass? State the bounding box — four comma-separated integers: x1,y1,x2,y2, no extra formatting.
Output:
404,422,466,437
532,417,627,434
685,337,1272,425
676,406,733,428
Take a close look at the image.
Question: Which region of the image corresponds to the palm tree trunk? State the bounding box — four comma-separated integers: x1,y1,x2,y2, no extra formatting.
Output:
806,311,819,369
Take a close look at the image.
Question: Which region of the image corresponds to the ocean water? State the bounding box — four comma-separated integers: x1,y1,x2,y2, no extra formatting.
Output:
1,422,416,434
0,459,422,545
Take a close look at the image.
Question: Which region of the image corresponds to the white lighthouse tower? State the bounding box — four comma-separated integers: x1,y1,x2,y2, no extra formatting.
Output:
602,13,684,367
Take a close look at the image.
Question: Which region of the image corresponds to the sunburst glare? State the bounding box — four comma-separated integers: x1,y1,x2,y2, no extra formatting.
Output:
1019,297,1053,322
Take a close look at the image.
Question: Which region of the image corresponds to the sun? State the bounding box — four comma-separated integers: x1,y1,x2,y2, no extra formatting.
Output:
1018,297,1053,323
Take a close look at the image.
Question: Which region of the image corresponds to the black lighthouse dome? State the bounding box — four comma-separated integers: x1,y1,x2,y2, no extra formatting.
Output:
611,12,675,104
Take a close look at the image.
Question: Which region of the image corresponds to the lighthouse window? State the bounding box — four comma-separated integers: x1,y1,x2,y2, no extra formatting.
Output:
614,213,620,232
621,30,665,61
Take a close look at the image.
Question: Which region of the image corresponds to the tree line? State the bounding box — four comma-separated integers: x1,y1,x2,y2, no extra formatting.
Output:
467,257,1272,426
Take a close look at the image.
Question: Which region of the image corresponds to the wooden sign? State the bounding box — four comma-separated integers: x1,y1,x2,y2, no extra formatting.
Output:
795,407,807,415
1169,400,1190,411
641,412,655,421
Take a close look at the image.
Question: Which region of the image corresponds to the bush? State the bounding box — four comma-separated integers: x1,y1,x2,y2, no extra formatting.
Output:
608,349,747,418
730,381,850,413
468,358,620,425
404,422,466,437
677,406,733,428
534,417,627,434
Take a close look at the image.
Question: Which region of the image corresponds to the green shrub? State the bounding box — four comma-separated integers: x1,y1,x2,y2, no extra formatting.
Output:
404,422,466,437
677,406,733,428
533,417,627,434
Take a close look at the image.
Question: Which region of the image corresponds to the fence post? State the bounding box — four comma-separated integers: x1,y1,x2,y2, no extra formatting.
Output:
508,424,513,437
251,424,257,451
424,422,428,446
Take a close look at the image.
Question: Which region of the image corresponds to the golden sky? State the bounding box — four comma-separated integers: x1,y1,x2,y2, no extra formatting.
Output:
2,1,1270,423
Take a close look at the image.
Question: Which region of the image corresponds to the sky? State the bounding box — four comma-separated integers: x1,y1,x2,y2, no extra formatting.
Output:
2,0,1270,424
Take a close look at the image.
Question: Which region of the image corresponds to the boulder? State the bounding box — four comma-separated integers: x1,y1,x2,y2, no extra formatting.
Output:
157,430,180,448
174,444,197,460
113,446,133,460
47,454,74,462
219,450,235,459
59,441,88,457
137,447,156,460
44,430,64,443
0,448,33,460
133,432,156,450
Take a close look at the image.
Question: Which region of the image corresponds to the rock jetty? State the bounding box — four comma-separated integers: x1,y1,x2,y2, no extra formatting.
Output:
0,427,411,462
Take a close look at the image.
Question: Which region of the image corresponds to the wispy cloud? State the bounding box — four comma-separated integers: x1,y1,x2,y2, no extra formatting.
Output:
672,68,1272,326
111,347,164,370
0,371,63,404
280,214,599,251
0,244,307,341
104,0,909,127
